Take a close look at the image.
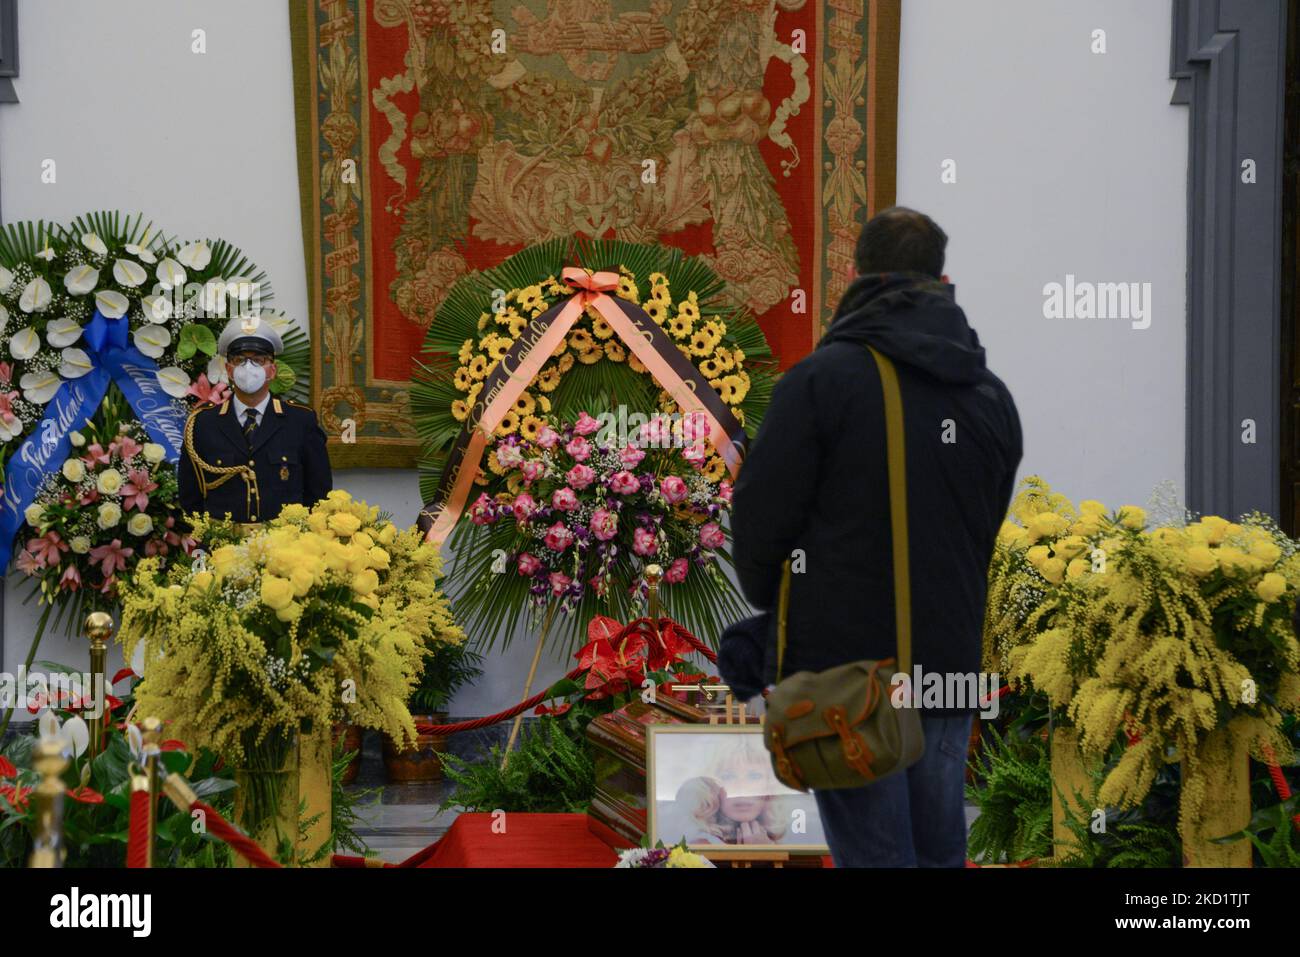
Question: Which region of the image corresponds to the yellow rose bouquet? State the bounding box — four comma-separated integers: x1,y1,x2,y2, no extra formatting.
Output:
985,477,1300,837
117,490,464,835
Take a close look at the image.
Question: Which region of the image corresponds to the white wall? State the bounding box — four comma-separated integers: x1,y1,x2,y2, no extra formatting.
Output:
896,0,1188,513
0,0,1187,709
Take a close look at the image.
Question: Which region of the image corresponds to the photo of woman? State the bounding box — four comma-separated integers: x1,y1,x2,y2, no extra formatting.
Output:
649,727,827,851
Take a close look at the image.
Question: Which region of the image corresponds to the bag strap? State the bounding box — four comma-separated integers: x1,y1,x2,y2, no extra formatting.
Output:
776,346,911,680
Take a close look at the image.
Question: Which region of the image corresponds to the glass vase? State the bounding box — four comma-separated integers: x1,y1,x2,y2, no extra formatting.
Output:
234,728,300,867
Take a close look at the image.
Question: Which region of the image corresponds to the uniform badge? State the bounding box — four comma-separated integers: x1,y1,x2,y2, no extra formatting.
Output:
280,465,290,480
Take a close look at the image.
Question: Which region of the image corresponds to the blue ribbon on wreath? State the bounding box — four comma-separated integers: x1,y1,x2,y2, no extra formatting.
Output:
0,309,188,568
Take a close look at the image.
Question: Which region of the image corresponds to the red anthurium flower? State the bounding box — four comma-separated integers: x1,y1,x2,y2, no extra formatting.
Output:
0,783,31,810
533,702,572,717
159,740,187,752
110,668,136,686
0,756,16,778
66,786,104,804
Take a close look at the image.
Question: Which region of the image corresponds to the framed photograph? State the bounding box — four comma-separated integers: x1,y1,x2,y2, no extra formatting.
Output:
646,725,828,855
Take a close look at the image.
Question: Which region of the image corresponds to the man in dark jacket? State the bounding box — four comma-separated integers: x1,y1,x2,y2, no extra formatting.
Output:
731,207,1022,867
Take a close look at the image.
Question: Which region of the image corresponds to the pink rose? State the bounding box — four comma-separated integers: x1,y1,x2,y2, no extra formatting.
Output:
512,493,536,523
660,475,688,504
573,412,601,436
665,558,689,584
520,460,546,483
619,445,646,468
552,487,579,512
681,413,711,443
565,436,591,461
718,480,733,504
548,571,572,595
469,492,496,525
609,470,640,495
566,463,596,489
496,443,524,468
517,552,542,576
537,426,561,449
544,522,574,551
699,522,725,550
682,443,707,468
638,417,670,449
633,527,657,556
589,508,618,541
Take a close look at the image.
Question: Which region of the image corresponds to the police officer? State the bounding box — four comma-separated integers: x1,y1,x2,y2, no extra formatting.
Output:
179,316,332,524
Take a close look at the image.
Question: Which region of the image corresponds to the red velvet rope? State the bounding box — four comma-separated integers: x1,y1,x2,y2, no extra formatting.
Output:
191,799,283,868
416,620,719,734
125,789,151,869
1259,744,1300,831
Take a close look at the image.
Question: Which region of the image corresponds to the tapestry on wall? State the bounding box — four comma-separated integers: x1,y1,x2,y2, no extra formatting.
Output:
290,0,899,467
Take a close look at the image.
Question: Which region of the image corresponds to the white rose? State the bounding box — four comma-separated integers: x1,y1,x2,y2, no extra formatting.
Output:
70,536,91,555
97,502,122,529
143,443,165,465
96,468,124,495
70,430,86,448
61,458,86,483
24,503,43,526
127,513,154,537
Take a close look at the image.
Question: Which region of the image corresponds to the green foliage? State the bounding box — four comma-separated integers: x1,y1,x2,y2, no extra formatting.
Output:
438,719,596,814
966,724,1053,864
1047,756,1183,868
410,639,484,715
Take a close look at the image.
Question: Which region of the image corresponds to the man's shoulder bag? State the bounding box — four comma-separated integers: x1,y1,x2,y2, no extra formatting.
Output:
762,345,925,792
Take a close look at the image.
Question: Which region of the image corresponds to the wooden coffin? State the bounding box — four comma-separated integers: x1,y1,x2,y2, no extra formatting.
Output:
586,694,709,848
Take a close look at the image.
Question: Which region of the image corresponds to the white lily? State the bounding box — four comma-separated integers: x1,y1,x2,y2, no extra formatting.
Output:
20,370,62,404
206,354,228,384
59,347,93,379
0,266,13,294
63,263,99,295
155,258,186,290
176,241,212,270
94,289,130,319
156,366,191,398
125,243,157,265
18,277,53,313
133,325,171,359
112,258,147,288
141,294,172,323
81,233,108,257
9,326,40,360
45,316,83,347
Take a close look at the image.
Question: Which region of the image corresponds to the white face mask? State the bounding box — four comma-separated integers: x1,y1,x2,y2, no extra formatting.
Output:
231,359,268,394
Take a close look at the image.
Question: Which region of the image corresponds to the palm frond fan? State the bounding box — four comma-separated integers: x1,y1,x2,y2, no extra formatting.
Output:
412,237,778,654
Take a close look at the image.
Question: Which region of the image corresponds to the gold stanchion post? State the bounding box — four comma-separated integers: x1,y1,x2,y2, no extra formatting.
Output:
28,737,69,868
141,717,162,868
84,612,114,756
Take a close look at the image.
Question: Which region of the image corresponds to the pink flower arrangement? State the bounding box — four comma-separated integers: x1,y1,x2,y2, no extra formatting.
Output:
463,410,734,619
15,419,194,605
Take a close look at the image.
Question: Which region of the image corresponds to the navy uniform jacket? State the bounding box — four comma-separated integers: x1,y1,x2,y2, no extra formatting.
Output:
179,397,333,523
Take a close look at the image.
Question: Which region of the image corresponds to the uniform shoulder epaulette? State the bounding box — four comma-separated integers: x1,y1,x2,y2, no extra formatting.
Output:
283,399,318,413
